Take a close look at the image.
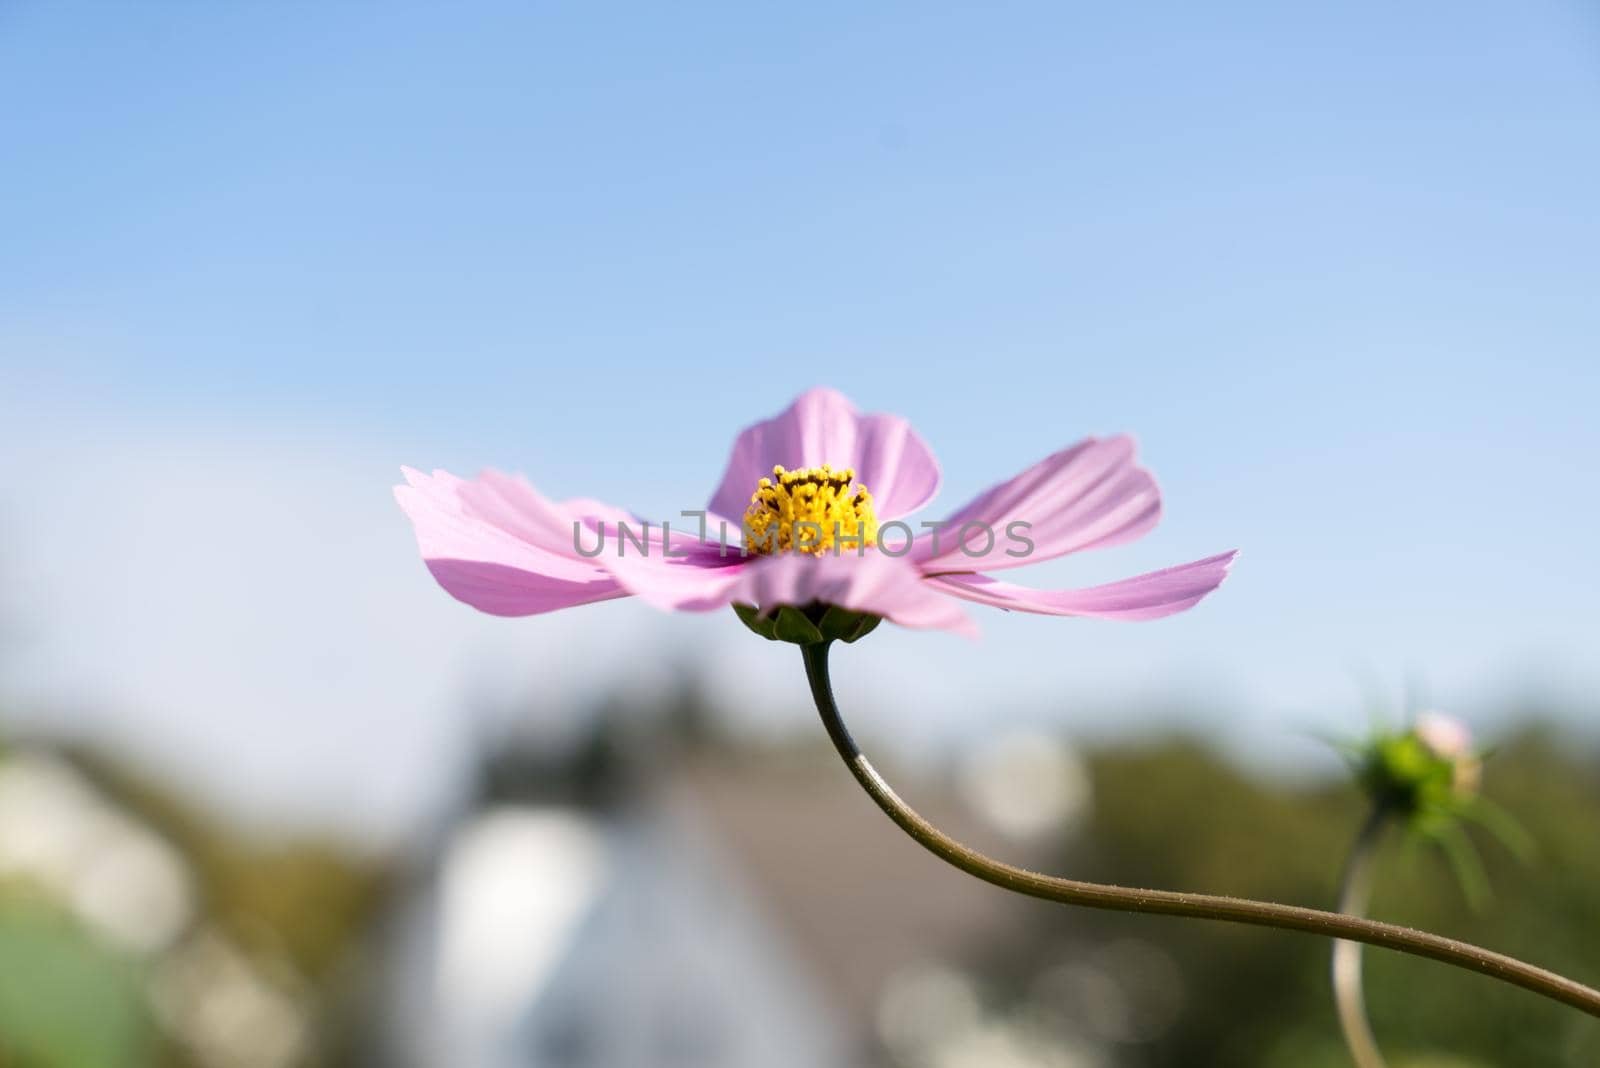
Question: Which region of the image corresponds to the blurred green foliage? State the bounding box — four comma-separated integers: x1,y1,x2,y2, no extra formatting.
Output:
1008,728,1600,1067
0,746,388,1068
0,898,151,1068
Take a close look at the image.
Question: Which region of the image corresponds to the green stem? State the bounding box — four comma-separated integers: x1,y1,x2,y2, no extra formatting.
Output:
1333,806,1391,1068
801,640,1600,1017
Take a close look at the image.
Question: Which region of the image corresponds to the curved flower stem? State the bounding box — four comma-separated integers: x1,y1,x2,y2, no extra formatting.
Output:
1332,806,1391,1068
800,641,1600,1017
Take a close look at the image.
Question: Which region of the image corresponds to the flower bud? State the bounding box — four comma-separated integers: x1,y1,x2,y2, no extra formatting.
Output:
1356,712,1481,823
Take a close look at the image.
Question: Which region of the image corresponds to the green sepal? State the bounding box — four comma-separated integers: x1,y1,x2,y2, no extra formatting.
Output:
1358,733,1458,818
732,602,779,641
772,606,825,644
817,605,882,643
731,602,880,646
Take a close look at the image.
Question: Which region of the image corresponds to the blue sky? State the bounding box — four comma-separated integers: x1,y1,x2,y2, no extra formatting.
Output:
2,2,1597,835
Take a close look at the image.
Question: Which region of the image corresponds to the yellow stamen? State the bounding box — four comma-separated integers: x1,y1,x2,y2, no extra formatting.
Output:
743,464,878,556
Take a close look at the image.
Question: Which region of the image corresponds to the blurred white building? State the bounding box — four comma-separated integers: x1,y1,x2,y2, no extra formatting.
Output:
380,737,1091,1068
384,796,846,1068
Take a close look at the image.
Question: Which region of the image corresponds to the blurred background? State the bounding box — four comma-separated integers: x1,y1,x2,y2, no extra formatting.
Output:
1,2,1597,1065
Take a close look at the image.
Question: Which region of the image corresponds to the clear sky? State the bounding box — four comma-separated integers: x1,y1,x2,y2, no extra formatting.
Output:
2,2,1597,837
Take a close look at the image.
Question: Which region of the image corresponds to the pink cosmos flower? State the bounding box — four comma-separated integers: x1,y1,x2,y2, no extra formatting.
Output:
395,387,1236,638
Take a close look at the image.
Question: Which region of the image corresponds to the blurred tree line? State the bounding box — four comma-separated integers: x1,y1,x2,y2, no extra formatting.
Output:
4,695,1598,1068
976,726,1600,1067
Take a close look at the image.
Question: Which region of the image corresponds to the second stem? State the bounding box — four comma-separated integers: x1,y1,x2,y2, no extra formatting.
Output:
1334,805,1391,1068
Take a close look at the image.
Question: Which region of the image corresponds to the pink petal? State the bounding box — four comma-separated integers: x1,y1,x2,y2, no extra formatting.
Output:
913,436,1161,574
396,467,626,616
594,539,752,612
707,387,941,523
927,551,1238,621
561,497,733,561
418,559,626,617
559,492,754,611
453,468,601,558
727,551,977,636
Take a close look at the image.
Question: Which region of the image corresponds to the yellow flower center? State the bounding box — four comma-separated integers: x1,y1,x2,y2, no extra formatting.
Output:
743,464,878,556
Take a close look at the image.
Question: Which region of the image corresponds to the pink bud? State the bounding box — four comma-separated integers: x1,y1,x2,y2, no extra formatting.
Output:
1413,712,1473,760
